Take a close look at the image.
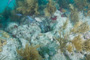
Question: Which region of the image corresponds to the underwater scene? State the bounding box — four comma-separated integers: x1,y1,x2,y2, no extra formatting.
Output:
1,0,90,60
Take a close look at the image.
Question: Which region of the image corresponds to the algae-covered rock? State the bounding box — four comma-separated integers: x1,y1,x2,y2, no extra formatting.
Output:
0,30,21,60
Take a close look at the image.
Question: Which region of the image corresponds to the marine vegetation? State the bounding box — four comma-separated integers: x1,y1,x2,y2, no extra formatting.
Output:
55,18,90,53
0,30,10,38
74,0,88,11
44,0,56,17
0,7,22,26
0,30,9,52
55,19,69,52
83,39,90,51
72,35,83,52
57,0,70,8
0,38,7,52
85,3,90,16
16,0,39,15
66,43,73,53
86,10,90,16
85,54,90,60
17,44,42,60
9,10,23,22
71,21,90,33
0,7,12,28
69,4,79,25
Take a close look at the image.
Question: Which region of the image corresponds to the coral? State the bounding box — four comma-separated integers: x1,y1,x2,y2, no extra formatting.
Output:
83,39,90,51
71,35,83,51
17,44,42,60
16,0,39,15
44,0,56,17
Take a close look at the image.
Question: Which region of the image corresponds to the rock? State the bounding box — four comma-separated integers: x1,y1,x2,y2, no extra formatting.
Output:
84,32,90,39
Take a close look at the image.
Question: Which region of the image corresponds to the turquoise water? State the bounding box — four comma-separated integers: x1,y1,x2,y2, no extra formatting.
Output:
0,0,15,13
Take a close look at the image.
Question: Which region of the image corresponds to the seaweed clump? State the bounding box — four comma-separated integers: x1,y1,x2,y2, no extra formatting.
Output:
74,0,88,11
44,0,56,17
17,44,42,60
66,43,73,53
16,0,39,15
69,4,79,25
71,21,90,33
72,35,84,51
55,19,69,52
83,39,90,51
